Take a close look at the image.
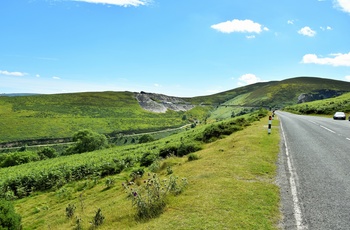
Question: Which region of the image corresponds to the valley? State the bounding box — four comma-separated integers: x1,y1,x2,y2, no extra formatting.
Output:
1,76,350,229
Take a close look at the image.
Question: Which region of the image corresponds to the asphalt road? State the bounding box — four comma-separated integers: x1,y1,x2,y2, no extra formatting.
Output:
277,111,350,230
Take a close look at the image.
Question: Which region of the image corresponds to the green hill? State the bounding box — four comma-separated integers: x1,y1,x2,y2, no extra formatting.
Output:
190,76,350,121
1,76,349,144
190,76,350,107
1,110,281,229
284,92,350,115
1,76,349,229
0,91,209,143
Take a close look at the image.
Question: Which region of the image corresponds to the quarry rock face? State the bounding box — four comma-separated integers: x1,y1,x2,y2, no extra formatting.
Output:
297,89,344,104
135,92,195,113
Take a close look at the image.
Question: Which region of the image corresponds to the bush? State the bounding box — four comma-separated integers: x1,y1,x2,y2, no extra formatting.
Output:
138,134,155,144
159,143,201,158
122,174,188,220
0,199,22,230
0,151,40,168
140,152,157,167
38,147,58,159
188,153,199,161
65,204,76,219
67,129,108,154
130,167,145,181
199,121,243,143
177,143,202,157
104,177,115,189
91,208,105,227
159,146,178,158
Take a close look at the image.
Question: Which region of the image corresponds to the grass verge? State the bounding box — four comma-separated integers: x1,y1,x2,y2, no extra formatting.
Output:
15,117,281,229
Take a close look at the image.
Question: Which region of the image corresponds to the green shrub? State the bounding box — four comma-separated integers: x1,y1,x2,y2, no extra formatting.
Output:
148,159,161,173
38,147,58,159
130,167,145,181
188,153,199,161
0,151,40,168
66,129,108,154
138,134,155,144
122,174,188,220
159,146,178,158
91,208,105,227
65,204,76,219
199,121,243,143
140,152,157,167
104,177,115,189
177,143,202,157
0,199,22,230
159,143,201,158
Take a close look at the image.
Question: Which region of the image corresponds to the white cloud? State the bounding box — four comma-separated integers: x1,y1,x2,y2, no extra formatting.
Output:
73,0,151,7
345,75,350,81
246,35,256,39
211,19,269,34
36,74,41,78
320,26,333,31
334,0,350,13
287,20,294,25
53,76,61,80
238,74,262,86
154,83,161,87
301,52,350,66
298,26,316,37
0,70,27,77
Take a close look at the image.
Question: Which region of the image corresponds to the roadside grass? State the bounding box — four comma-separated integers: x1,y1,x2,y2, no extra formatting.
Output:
14,117,280,229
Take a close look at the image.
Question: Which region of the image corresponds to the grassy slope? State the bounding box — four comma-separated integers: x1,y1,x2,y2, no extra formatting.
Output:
192,77,350,106
0,92,210,143
14,117,281,230
1,76,349,143
284,92,350,115
246,77,350,107
189,77,350,121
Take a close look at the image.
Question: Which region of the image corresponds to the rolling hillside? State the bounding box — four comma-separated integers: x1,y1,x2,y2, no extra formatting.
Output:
0,92,210,143
1,76,349,143
189,76,350,107
2,76,350,229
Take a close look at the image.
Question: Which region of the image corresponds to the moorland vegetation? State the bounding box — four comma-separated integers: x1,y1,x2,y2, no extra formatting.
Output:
1,76,350,229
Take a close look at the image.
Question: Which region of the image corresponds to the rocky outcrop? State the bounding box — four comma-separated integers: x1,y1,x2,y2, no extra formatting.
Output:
297,89,344,103
135,92,195,113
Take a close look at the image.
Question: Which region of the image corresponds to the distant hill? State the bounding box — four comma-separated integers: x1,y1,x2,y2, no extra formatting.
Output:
188,76,350,108
0,93,39,97
1,76,349,142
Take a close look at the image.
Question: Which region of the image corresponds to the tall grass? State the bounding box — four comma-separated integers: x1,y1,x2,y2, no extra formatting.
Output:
9,111,281,229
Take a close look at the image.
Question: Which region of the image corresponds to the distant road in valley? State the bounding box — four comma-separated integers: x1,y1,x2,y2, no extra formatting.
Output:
277,111,350,229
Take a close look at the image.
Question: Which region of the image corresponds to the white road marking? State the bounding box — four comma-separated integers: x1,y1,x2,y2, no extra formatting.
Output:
320,125,336,134
280,121,307,230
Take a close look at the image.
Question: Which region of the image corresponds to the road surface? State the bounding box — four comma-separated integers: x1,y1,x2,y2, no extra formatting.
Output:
277,111,350,230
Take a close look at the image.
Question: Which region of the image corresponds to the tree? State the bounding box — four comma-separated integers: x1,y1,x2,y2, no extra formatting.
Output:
70,129,108,154
38,147,58,159
138,134,155,144
0,199,21,230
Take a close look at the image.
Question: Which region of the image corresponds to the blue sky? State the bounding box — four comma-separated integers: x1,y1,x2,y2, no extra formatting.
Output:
1,0,350,97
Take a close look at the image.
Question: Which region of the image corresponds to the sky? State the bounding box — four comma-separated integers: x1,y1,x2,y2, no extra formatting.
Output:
0,0,350,97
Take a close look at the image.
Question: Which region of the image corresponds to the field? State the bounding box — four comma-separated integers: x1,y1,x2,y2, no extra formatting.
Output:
1,110,281,229
0,92,210,143
2,77,350,229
